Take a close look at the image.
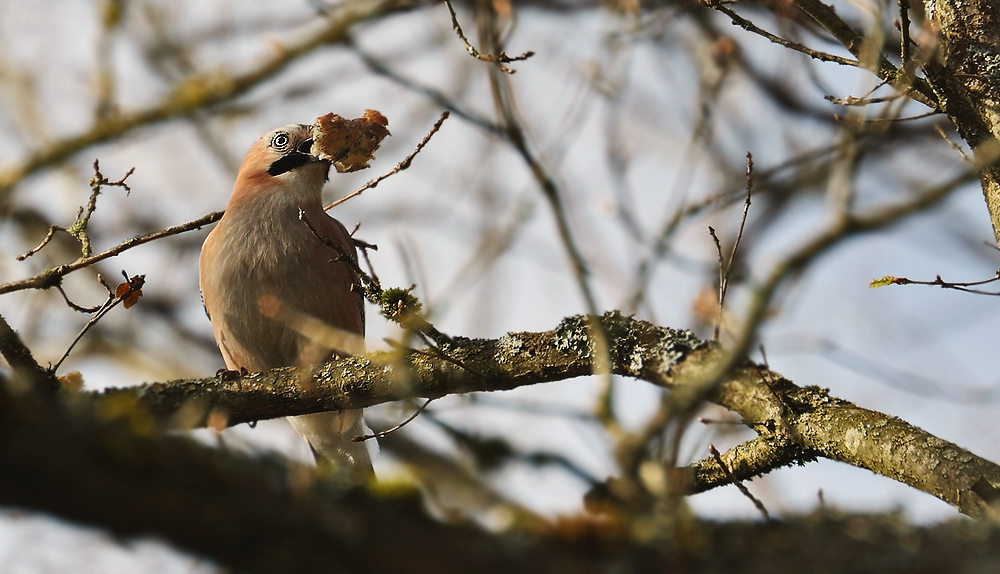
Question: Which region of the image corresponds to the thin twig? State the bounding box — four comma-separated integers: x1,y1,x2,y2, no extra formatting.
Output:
851,110,940,123
709,443,771,522
478,3,613,431
17,226,64,261
712,153,753,341
756,344,792,418
826,94,902,106
324,111,451,211
791,0,938,108
824,78,894,107
724,156,753,299
353,236,381,284
934,125,972,163
78,161,134,258
353,399,434,442
871,270,1000,295
17,161,134,262
708,226,725,341
442,0,534,74
301,209,449,343
52,271,145,372
55,285,102,313
299,209,380,297
417,330,482,370
701,0,859,68
1,210,222,296
626,144,840,313
487,51,599,318
699,417,754,425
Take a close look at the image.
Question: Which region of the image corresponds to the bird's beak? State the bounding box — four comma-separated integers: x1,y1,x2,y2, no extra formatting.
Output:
297,138,324,162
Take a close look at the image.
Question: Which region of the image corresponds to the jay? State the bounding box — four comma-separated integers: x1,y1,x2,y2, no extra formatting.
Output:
199,124,372,485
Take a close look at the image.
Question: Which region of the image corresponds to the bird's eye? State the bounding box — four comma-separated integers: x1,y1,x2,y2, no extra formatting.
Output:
271,133,290,149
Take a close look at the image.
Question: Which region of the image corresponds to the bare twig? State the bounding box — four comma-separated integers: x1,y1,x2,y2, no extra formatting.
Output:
477,2,614,436
702,0,860,68
711,153,753,341
324,111,451,211
934,125,973,163
52,271,145,372
709,443,771,522
78,161,135,258
824,78,893,107
755,344,794,420
17,161,134,261
790,0,938,108
301,208,447,343
708,226,725,339
298,209,379,297
353,235,381,284
484,36,599,321
353,399,434,442
16,226,62,261
443,0,534,74
698,417,752,425
626,143,844,313
870,270,1000,295
826,93,903,106
0,210,222,296
55,285,102,313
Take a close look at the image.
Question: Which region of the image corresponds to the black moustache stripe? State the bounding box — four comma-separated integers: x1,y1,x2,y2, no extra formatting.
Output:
267,152,311,176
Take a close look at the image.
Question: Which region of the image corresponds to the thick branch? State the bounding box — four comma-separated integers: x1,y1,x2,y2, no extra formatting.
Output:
0,313,60,392
9,373,1000,572
925,0,1000,246
0,374,643,574
98,312,1000,518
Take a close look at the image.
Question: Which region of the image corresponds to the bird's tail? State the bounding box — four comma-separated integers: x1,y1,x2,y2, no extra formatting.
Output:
288,409,374,486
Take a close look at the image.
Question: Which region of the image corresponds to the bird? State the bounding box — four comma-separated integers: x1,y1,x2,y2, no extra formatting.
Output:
199,123,372,486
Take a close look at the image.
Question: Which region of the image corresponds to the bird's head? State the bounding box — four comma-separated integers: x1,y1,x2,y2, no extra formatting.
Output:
228,124,330,208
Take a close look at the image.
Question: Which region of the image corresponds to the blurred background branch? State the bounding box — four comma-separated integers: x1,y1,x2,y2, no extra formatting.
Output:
1,0,999,570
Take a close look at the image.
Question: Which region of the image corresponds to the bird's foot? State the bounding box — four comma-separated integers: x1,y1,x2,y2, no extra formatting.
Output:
216,367,248,382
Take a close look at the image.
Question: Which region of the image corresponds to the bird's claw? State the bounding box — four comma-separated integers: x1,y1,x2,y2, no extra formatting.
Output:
216,367,248,382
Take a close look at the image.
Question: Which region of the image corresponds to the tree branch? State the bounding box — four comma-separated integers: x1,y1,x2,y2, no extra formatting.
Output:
925,0,1000,246
0,312,60,393
94,312,1000,519
0,211,222,296
10,368,1000,572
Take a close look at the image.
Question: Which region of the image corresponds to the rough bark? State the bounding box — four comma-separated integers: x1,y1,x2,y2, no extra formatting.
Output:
923,0,1000,243
2,312,1000,570
90,312,1000,519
